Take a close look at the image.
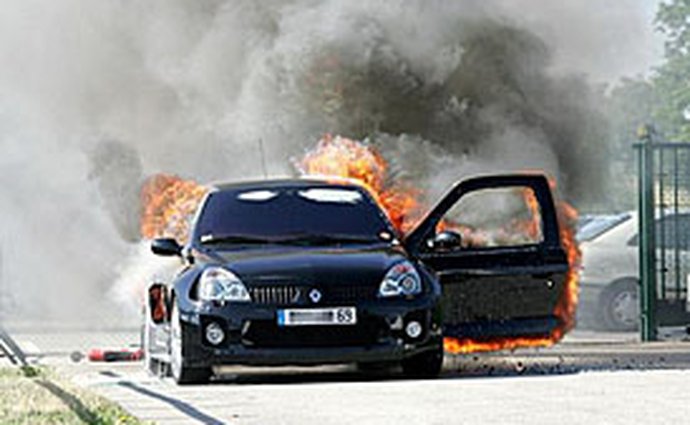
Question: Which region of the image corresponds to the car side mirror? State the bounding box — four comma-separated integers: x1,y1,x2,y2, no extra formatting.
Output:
431,230,462,251
151,238,182,257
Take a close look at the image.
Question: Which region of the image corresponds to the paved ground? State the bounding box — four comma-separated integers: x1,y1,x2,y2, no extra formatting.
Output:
66,365,690,425
4,326,690,424
67,340,690,425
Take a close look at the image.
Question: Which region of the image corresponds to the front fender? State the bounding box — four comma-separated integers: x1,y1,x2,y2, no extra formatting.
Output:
172,266,204,313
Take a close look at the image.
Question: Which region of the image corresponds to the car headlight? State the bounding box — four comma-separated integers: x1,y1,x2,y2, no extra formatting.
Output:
198,267,251,302
378,261,422,297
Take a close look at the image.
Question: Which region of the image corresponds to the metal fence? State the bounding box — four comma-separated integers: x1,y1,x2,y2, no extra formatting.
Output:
636,126,690,341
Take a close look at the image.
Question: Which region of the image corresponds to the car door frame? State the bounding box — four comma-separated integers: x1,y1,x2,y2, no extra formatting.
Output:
405,174,562,255
404,174,570,340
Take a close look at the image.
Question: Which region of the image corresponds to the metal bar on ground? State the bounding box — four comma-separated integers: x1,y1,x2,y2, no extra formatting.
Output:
0,326,28,367
0,339,18,365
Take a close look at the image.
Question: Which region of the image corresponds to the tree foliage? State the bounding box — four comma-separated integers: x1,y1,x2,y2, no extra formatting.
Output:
653,0,690,140
591,1,690,209
607,77,660,158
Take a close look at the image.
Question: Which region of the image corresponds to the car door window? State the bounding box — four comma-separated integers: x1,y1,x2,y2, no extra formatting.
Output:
431,187,543,251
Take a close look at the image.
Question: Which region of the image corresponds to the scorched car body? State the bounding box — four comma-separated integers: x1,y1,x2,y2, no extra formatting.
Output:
143,175,569,384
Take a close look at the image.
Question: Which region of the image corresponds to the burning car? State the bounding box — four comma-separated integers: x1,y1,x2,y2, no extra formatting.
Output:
142,173,570,384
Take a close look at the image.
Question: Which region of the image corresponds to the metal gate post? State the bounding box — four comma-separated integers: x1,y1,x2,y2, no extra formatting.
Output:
637,125,657,341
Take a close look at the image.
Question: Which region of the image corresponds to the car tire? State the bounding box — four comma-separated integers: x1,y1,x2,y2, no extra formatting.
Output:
600,279,639,332
169,301,212,385
401,343,443,378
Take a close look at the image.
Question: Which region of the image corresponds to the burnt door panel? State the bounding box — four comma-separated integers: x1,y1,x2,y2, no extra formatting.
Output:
430,248,568,339
406,174,569,341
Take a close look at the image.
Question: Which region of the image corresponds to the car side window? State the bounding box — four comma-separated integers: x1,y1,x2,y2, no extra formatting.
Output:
679,215,690,251
628,214,690,251
429,186,543,251
657,214,690,251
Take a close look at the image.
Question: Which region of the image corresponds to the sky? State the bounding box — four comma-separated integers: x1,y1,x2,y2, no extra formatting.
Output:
497,0,666,82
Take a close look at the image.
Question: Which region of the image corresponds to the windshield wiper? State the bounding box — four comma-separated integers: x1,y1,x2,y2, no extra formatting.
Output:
199,234,275,245
200,233,383,247
276,233,381,246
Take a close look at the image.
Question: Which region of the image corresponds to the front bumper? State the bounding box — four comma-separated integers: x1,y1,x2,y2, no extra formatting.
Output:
178,297,441,367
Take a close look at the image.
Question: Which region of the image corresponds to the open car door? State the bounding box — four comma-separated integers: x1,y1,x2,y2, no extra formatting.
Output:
405,174,570,341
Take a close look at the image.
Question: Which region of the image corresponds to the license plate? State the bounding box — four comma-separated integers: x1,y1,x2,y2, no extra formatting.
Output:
277,307,357,326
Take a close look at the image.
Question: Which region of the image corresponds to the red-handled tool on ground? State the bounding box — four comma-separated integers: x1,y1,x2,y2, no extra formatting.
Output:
87,348,143,362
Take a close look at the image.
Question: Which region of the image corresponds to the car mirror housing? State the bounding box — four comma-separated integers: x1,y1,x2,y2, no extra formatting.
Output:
432,230,462,251
151,238,183,257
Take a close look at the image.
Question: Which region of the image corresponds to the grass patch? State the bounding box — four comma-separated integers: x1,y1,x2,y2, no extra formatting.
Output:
0,367,144,424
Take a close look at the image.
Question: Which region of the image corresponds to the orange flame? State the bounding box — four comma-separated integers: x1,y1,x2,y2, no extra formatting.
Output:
552,187,581,335
139,174,208,242
521,188,542,241
296,135,424,233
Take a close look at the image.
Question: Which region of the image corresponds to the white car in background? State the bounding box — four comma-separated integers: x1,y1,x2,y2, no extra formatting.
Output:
577,211,690,331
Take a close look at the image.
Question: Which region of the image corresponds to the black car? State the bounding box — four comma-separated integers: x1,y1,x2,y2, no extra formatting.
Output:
143,175,569,384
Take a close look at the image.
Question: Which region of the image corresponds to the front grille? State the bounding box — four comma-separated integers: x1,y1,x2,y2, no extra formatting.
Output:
242,318,385,348
248,283,377,305
249,286,301,305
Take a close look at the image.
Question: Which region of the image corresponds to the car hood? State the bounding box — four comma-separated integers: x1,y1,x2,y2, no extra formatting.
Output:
196,244,408,286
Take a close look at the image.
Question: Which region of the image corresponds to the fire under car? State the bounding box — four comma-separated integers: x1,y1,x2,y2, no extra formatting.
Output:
142,175,569,384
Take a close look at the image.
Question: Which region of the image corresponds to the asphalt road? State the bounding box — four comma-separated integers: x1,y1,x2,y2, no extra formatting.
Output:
7,327,689,425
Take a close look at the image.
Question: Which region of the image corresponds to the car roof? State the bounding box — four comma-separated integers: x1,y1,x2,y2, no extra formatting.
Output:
209,177,365,192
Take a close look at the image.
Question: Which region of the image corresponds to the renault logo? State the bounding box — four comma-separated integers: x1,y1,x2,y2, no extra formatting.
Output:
309,289,322,304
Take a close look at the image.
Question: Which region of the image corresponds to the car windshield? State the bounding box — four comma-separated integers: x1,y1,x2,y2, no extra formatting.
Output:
576,212,631,242
193,185,394,246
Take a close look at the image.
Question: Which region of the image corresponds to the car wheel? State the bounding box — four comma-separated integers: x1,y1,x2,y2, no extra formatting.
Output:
169,301,211,385
401,343,443,378
600,280,639,331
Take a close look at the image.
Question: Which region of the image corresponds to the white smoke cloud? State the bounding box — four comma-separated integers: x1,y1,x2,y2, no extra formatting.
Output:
0,0,660,323
494,0,664,81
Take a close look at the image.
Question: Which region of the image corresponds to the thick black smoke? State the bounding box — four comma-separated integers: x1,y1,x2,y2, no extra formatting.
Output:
291,19,609,205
